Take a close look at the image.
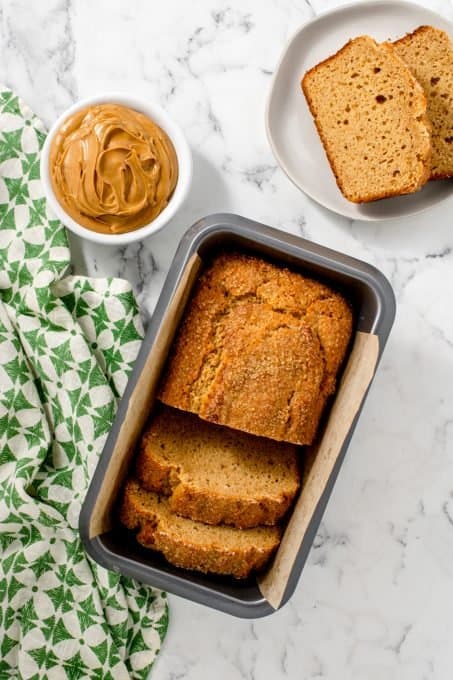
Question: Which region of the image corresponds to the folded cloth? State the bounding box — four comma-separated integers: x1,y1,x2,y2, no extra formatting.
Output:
0,88,168,678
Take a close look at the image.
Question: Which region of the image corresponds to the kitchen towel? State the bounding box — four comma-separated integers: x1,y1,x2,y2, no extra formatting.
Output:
0,88,168,679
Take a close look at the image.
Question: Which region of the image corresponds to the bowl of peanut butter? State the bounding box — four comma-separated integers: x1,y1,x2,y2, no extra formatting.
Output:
41,93,192,244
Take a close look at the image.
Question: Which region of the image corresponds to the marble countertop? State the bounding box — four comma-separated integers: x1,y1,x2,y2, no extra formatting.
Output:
2,0,452,677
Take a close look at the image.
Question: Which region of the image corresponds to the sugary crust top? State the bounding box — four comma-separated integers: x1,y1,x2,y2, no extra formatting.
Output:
159,253,353,445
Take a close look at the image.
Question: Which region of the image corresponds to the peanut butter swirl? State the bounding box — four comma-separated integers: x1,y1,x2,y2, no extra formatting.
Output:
49,103,178,234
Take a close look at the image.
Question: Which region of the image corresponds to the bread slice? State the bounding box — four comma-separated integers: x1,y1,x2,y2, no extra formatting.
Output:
301,35,431,202
120,479,281,578
393,25,453,179
136,406,300,529
159,253,352,446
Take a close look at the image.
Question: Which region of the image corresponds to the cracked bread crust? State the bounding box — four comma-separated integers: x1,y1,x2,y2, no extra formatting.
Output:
159,253,353,446
136,406,300,529
301,36,431,202
120,479,281,578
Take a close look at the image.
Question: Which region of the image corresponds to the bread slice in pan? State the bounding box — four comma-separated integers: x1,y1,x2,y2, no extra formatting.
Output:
119,479,281,579
301,35,431,202
393,25,453,179
136,406,300,529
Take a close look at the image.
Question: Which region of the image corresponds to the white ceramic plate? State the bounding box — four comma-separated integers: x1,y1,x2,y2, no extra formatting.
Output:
266,0,453,221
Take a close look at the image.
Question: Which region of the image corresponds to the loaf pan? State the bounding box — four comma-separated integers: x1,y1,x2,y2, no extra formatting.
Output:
79,213,396,618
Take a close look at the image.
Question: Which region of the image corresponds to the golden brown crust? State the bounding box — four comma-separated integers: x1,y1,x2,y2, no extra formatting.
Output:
301,36,431,202
159,253,352,445
393,25,453,180
393,25,428,48
136,406,300,528
120,479,281,578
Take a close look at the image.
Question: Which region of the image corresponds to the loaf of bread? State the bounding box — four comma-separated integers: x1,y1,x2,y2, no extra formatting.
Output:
159,253,352,446
393,25,453,179
136,406,300,529
301,35,431,202
120,479,281,579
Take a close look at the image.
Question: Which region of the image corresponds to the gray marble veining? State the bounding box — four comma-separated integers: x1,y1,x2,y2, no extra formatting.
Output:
1,1,452,678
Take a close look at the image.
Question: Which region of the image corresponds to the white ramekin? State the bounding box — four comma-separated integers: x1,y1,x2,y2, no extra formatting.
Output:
40,92,192,245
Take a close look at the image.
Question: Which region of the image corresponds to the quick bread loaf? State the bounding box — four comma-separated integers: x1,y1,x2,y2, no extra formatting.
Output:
393,25,453,180
301,35,431,202
136,406,300,529
120,252,353,578
120,479,281,579
159,252,352,446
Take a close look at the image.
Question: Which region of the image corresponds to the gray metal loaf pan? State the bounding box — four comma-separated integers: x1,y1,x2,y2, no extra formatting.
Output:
79,213,396,618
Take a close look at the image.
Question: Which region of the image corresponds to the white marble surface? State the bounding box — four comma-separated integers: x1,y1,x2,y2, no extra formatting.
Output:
1,0,453,677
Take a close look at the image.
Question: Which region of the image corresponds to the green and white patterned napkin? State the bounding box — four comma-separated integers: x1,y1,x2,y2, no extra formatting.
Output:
0,88,168,678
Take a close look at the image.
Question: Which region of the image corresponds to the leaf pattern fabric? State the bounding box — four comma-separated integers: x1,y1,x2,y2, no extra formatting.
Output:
0,87,168,679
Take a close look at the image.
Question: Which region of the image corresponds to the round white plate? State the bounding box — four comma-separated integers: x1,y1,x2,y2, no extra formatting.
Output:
266,0,453,221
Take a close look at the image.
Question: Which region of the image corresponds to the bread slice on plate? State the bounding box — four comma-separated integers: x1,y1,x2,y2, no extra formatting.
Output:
301,35,431,202
119,479,281,578
393,25,453,179
136,406,300,529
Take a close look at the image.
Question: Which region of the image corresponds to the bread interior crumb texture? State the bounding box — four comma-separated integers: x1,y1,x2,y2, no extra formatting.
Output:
393,25,453,179
302,36,431,202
